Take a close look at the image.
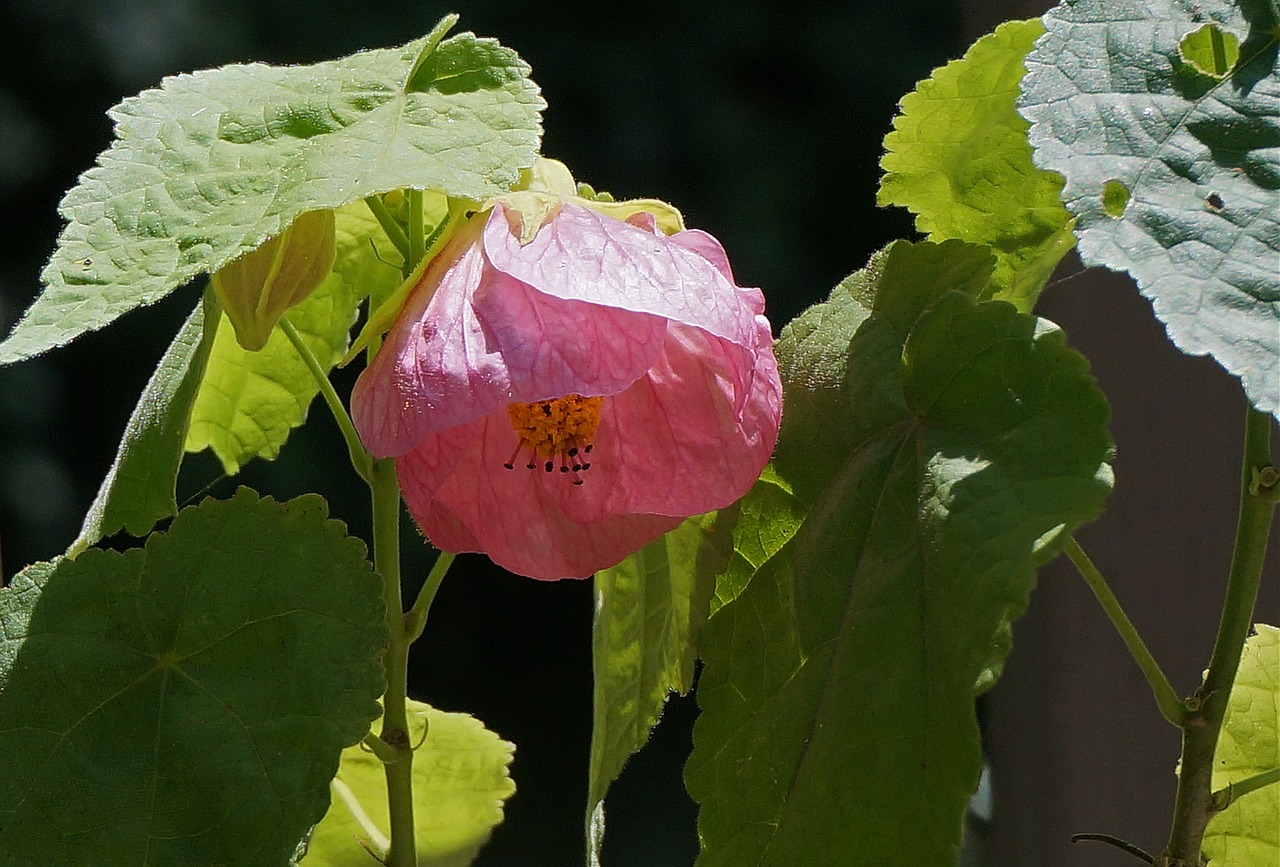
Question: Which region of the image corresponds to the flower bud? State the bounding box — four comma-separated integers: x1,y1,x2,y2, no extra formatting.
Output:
211,209,336,351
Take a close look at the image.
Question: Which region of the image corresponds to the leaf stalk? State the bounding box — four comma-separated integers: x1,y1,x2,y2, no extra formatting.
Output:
1064,536,1184,726
279,318,372,483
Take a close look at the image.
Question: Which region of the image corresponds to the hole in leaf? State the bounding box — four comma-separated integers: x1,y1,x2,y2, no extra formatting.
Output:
1101,179,1130,218
1205,191,1225,211
1179,24,1240,79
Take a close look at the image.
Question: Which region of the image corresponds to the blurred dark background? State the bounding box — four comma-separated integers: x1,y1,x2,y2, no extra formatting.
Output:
0,1,1275,865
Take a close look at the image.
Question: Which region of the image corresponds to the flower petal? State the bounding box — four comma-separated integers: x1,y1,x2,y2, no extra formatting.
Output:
485,202,761,351
353,210,668,458
396,414,683,579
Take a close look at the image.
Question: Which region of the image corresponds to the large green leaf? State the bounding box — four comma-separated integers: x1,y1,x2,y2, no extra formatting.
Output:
303,699,515,867
0,15,544,365
0,488,387,866
686,240,1114,866
1204,624,1279,866
879,19,1075,310
68,292,219,556
586,515,724,865
1019,0,1280,416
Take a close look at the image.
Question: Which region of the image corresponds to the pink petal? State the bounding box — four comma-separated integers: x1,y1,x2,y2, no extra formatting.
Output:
485,202,761,351
397,414,683,579
353,210,668,458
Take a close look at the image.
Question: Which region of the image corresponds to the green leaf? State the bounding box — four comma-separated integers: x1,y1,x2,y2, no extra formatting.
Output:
879,19,1075,310
185,266,347,471
68,293,219,555
708,465,806,617
0,488,387,866
1204,624,1279,866
586,515,724,865
686,240,1114,866
0,15,544,365
303,699,515,867
1019,0,1280,417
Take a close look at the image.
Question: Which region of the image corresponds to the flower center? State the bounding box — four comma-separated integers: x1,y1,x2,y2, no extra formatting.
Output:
503,394,603,485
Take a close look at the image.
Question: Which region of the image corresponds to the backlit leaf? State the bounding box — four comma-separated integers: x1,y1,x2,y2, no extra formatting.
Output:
304,699,515,867
880,19,1075,309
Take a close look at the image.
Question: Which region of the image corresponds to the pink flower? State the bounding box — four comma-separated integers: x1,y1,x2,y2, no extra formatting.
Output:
351,199,781,580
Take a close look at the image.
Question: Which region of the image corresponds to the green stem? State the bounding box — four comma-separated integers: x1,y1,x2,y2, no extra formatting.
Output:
1210,766,1280,812
371,457,417,867
279,318,372,483
1161,405,1276,866
404,551,456,644
406,189,426,277
364,195,411,264
1065,536,1184,726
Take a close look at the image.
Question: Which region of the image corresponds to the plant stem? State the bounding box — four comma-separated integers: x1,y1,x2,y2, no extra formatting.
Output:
364,194,411,264
371,456,417,867
404,551,455,644
279,318,372,483
1065,536,1184,726
407,189,426,278
1160,404,1276,866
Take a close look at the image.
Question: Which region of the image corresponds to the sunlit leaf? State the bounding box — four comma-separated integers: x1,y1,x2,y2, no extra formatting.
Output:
0,15,543,365
1020,0,1280,416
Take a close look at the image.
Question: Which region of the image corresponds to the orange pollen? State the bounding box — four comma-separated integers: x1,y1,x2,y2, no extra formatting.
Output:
503,394,603,486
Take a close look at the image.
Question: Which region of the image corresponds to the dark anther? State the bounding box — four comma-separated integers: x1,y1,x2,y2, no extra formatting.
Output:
573,479,584,486
559,466,569,473
503,462,515,470
567,447,578,457
582,462,592,470
544,460,554,472
571,464,582,471
526,462,537,470
584,444,594,453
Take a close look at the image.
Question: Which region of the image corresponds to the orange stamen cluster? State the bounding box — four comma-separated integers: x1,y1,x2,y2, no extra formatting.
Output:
504,394,603,485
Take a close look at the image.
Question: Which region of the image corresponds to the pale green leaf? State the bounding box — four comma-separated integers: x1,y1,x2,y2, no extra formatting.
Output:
880,19,1075,309
303,699,515,867
687,240,1114,866
1019,0,1280,416
68,293,219,555
185,271,354,473
0,16,543,365
0,489,387,866
587,514,724,864
1205,624,1279,866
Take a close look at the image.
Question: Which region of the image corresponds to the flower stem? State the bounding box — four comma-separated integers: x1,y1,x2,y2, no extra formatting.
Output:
404,551,455,644
364,194,411,265
1160,404,1276,866
1064,535,1184,726
279,318,372,483
407,189,426,277
371,456,418,867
